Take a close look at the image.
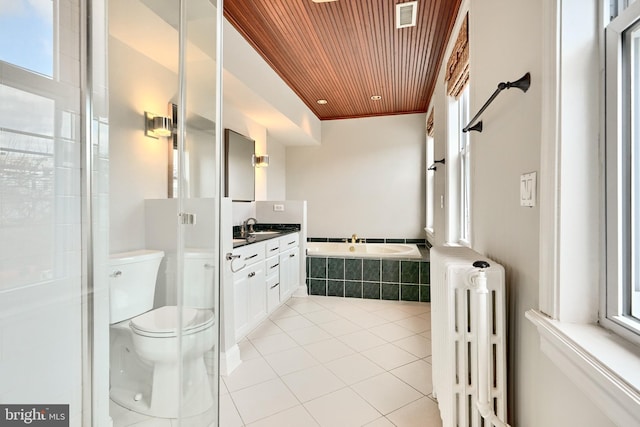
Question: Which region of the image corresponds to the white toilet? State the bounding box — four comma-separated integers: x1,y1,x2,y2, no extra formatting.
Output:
108,249,216,418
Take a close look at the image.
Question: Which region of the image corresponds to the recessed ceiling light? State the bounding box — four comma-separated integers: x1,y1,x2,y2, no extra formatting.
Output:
370,95,382,101
317,99,328,104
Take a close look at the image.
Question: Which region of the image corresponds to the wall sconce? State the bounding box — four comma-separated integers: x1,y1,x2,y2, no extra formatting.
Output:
252,154,270,168
145,111,173,138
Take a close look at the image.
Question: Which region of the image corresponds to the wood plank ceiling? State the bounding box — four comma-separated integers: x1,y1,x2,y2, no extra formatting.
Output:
224,0,463,120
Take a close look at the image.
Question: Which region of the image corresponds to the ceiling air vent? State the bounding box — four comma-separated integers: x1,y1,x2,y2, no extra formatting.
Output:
396,1,418,29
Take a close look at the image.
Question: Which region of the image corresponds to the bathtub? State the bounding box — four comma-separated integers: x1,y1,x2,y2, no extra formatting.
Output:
306,241,423,259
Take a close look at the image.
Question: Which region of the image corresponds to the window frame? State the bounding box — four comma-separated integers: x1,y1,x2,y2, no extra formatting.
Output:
445,85,471,246
603,0,640,343
426,109,435,238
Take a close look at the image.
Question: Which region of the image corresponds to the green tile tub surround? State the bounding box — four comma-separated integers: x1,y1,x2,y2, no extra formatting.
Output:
345,281,363,298
327,280,345,297
420,285,431,302
420,261,431,284
309,257,327,278
401,261,420,284
401,284,420,301
363,259,381,282
363,282,381,299
344,258,363,280
327,258,345,280
386,238,406,244
382,260,400,283
381,283,400,300
309,279,327,296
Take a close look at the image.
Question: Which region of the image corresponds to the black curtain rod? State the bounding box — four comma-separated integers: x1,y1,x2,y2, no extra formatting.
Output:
462,72,531,133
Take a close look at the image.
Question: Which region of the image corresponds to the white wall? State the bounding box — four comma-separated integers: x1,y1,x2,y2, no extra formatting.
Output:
109,37,174,253
265,135,287,200
426,1,616,425
286,114,426,239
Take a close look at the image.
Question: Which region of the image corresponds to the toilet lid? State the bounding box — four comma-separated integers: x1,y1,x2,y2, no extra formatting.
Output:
130,306,213,336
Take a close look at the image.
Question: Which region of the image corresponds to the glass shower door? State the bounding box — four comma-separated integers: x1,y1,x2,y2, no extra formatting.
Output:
174,0,222,425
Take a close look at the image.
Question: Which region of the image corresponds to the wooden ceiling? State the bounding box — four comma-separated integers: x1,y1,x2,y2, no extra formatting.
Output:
224,0,462,120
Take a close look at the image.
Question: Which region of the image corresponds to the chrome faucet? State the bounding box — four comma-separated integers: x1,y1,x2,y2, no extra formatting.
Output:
241,217,258,237
351,233,358,244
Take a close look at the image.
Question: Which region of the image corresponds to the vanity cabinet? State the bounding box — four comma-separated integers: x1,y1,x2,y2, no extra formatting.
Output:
231,232,301,341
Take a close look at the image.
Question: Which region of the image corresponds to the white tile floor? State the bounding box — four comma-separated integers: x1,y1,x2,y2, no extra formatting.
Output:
110,295,442,427
221,295,442,427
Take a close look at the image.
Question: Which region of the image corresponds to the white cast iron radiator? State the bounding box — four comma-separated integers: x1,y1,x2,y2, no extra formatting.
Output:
430,246,509,427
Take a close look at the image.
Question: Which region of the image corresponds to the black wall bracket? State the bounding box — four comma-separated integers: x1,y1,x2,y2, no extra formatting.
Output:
428,158,446,171
463,72,531,133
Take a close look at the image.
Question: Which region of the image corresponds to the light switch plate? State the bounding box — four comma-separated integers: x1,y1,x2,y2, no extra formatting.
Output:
520,172,536,207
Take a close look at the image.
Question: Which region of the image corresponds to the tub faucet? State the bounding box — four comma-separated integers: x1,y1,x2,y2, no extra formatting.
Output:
351,233,358,244
241,217,258,237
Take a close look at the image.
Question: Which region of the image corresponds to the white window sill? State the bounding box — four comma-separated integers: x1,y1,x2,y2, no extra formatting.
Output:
526,309,640,426
424,227,435,243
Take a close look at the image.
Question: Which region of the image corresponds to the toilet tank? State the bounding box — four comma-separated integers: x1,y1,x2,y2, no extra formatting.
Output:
183,250,215,309
161,250,215,309
109,249,164,324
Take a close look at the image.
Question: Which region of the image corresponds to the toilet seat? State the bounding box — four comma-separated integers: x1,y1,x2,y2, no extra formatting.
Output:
130,306,215,338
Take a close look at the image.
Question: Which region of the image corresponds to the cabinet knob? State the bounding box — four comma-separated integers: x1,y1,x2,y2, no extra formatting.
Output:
248,271,256,278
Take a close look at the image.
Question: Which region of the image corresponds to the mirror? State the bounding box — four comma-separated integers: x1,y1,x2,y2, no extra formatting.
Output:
168,103,217,198
224,129,255,201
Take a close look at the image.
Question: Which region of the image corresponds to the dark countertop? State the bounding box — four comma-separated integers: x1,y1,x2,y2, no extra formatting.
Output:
232,223,301,248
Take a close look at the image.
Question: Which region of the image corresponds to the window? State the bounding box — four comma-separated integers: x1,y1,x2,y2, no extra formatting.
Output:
0,0,54,78
458,87,471,244
604,0,640,340
444,13,470,245
426,109,435,236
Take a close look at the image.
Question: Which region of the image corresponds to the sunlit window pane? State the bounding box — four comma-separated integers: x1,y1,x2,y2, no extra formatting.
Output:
0,0,54,77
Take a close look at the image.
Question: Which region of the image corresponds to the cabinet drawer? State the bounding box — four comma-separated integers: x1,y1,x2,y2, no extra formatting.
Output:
265,255,280,278
233,242,265,266
279,233,299,249
266,239,281,256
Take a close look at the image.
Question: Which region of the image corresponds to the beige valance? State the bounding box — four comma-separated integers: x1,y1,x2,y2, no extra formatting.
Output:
445,13,469,98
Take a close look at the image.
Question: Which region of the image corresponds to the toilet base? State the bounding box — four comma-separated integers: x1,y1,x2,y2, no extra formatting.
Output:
110,356,213,418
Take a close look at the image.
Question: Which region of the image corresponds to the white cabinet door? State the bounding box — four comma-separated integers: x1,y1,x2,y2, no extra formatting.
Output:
279,247,299,301
247,262,266,327
266,274,280,313
233,270,249,340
